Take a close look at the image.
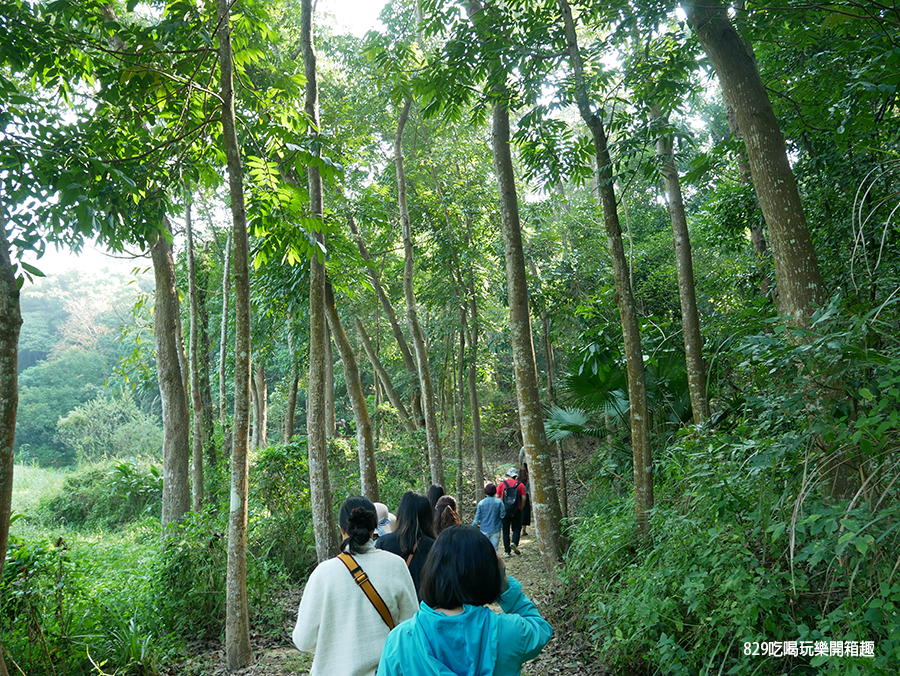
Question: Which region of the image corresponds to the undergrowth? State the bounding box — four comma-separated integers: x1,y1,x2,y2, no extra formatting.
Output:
563,307,900,675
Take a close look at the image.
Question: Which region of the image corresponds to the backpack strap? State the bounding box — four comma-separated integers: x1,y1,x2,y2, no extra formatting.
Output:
337,553,395,629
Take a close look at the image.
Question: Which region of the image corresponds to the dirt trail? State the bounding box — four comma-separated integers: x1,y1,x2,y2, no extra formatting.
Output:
165,533,606,675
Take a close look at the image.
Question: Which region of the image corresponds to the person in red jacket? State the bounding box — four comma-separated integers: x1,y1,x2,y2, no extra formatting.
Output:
498,468,526,558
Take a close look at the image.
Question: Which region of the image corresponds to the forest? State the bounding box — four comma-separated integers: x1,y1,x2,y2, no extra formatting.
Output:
1,0,898,674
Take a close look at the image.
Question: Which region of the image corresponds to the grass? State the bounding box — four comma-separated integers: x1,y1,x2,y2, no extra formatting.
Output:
11,463,70,514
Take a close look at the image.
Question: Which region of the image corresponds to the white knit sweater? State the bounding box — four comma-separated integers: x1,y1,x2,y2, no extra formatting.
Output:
292,540,418,675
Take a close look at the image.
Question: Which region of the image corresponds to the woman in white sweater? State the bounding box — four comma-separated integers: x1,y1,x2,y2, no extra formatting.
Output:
292,496,418,675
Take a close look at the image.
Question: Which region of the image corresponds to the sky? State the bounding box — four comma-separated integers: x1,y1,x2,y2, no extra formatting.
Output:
21,0,386,279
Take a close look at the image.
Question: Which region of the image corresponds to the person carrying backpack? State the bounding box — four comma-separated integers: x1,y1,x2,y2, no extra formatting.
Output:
498,468,526,558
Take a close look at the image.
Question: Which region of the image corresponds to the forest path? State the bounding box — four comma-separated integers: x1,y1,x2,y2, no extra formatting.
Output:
167,532,606,675
501,532,608,676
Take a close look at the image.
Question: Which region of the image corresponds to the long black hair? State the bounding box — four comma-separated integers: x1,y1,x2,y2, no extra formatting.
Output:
420,525,502,609
395,491,436,556
426,484,445,510
338,496,378,555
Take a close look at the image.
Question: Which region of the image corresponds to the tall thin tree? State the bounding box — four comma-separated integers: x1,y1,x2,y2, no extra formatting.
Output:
216,0,252,665
396,98,445,486
463,0,565,564
325,282,379,499
302,0,339,562
152,217,191,529
186,191,205,511
683,0,824,324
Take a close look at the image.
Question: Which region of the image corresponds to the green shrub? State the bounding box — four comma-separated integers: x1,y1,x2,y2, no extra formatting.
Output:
148,509,290,640
56,389,163,464
37,459,162,529
1,530,95,675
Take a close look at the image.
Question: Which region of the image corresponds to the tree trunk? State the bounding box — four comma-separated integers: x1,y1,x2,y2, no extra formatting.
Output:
218,229,232,460
186,192,205,512
684,0,824,324
356,318,416,432
652,106,710,424
253,360,268,448
152,218,191,529
396,97,445,487
455,321,466,500
558,440,570,518
325,283,379,499
490,100,565,565
197,243,217,467
284,331,299,443
464,226,485,505
303,0,339,563
724,94,771,296
216,0,253,666
0,234,23,676
558,0,653,538
346,216,424,425
325,324,335,438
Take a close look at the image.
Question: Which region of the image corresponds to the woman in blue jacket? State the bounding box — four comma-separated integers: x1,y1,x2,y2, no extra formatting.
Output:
378,525,552,675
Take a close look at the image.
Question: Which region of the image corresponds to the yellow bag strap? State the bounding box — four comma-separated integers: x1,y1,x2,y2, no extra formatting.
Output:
337,553,395,630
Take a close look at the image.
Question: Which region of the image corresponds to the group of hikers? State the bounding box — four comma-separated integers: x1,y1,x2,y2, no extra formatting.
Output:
291,465,550,675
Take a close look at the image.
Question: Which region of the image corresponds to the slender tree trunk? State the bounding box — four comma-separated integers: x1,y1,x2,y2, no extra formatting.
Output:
284,364,299,443
465,2,566,566
284,331,298,443
559,439,572,518
356,318,416,432
216,0,252,665
652,106,710,424
347,216,423,425
724,95,769,264
250,377,258,450
197,244,217,467
325,283,379,500
490,100,565,564
152,218,191,529
186,192,205,512
456,321,466,499
325,324,335,438
302,0,339,563
218,229,232,460
396,99,444,487
464,227,485,504
253,361,267,448
558,0,653,537
0,232,23,676
684,0,824,324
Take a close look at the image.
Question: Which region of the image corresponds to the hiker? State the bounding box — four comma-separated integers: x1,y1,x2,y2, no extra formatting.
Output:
378,525,553,675
291,496,418,675
498,468,526,558
375,491,436,599
374,501,396,537
472,483,503,549
433,494,461,536
519,463,532,537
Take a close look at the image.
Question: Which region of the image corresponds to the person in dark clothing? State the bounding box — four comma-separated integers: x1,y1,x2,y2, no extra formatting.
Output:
498,468,526,558
375,491,436,600
519,463,532,537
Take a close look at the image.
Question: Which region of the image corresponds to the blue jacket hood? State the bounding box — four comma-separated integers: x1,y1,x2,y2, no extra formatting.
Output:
386,602,501,675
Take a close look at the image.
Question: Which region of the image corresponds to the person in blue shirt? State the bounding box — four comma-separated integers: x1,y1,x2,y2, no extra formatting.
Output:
378,525,552,676
472,483,503,550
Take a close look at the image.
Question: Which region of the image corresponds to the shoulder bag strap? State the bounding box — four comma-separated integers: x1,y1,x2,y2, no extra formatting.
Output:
337,552,395,630
405,539,420,567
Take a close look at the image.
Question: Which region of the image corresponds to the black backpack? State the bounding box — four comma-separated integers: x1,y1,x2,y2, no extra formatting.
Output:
502,480,521,513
